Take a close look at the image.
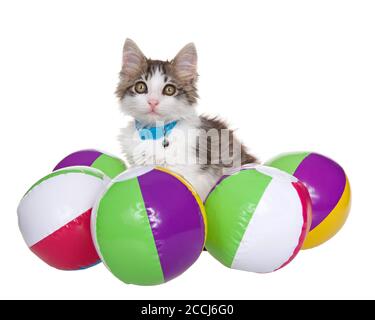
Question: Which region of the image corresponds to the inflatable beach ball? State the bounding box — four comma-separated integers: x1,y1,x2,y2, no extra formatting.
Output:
54,149,126,178
92,166,207,286
18,167,109,270
266,152,351,249
205,165,312,273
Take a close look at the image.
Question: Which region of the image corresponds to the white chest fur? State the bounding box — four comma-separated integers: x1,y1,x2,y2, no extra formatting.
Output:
119,120,221,200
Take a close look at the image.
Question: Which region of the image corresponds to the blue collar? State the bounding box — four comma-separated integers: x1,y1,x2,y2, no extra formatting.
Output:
135,120,178,141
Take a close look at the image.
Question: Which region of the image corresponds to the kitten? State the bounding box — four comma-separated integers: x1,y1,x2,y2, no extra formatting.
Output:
117,39,257,200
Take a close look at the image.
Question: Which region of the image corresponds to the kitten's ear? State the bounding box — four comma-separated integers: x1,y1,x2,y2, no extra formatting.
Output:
172,43,198,83
121,38,146,77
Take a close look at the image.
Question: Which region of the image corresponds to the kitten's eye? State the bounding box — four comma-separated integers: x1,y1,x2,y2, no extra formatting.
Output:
134,81,147,94
163,84,177,96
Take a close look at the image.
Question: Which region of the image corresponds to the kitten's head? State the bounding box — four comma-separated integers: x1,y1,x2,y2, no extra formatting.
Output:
116,39,198,124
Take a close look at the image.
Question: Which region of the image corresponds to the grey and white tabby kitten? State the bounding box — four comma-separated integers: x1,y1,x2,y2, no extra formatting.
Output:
117,39,257,200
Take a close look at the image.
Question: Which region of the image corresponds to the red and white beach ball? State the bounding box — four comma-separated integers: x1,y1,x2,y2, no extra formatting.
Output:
17,167,109,270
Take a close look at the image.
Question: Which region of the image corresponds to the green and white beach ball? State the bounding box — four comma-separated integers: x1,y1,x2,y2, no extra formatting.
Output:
205,165,312,273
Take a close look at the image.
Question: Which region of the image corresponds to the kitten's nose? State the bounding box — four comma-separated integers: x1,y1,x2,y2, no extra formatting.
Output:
148,99,159,110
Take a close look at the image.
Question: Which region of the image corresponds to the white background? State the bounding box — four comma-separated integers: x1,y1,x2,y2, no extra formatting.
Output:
0,0,374,300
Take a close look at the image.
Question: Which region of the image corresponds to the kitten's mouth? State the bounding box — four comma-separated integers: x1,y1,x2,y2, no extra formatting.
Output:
147,110,160,115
